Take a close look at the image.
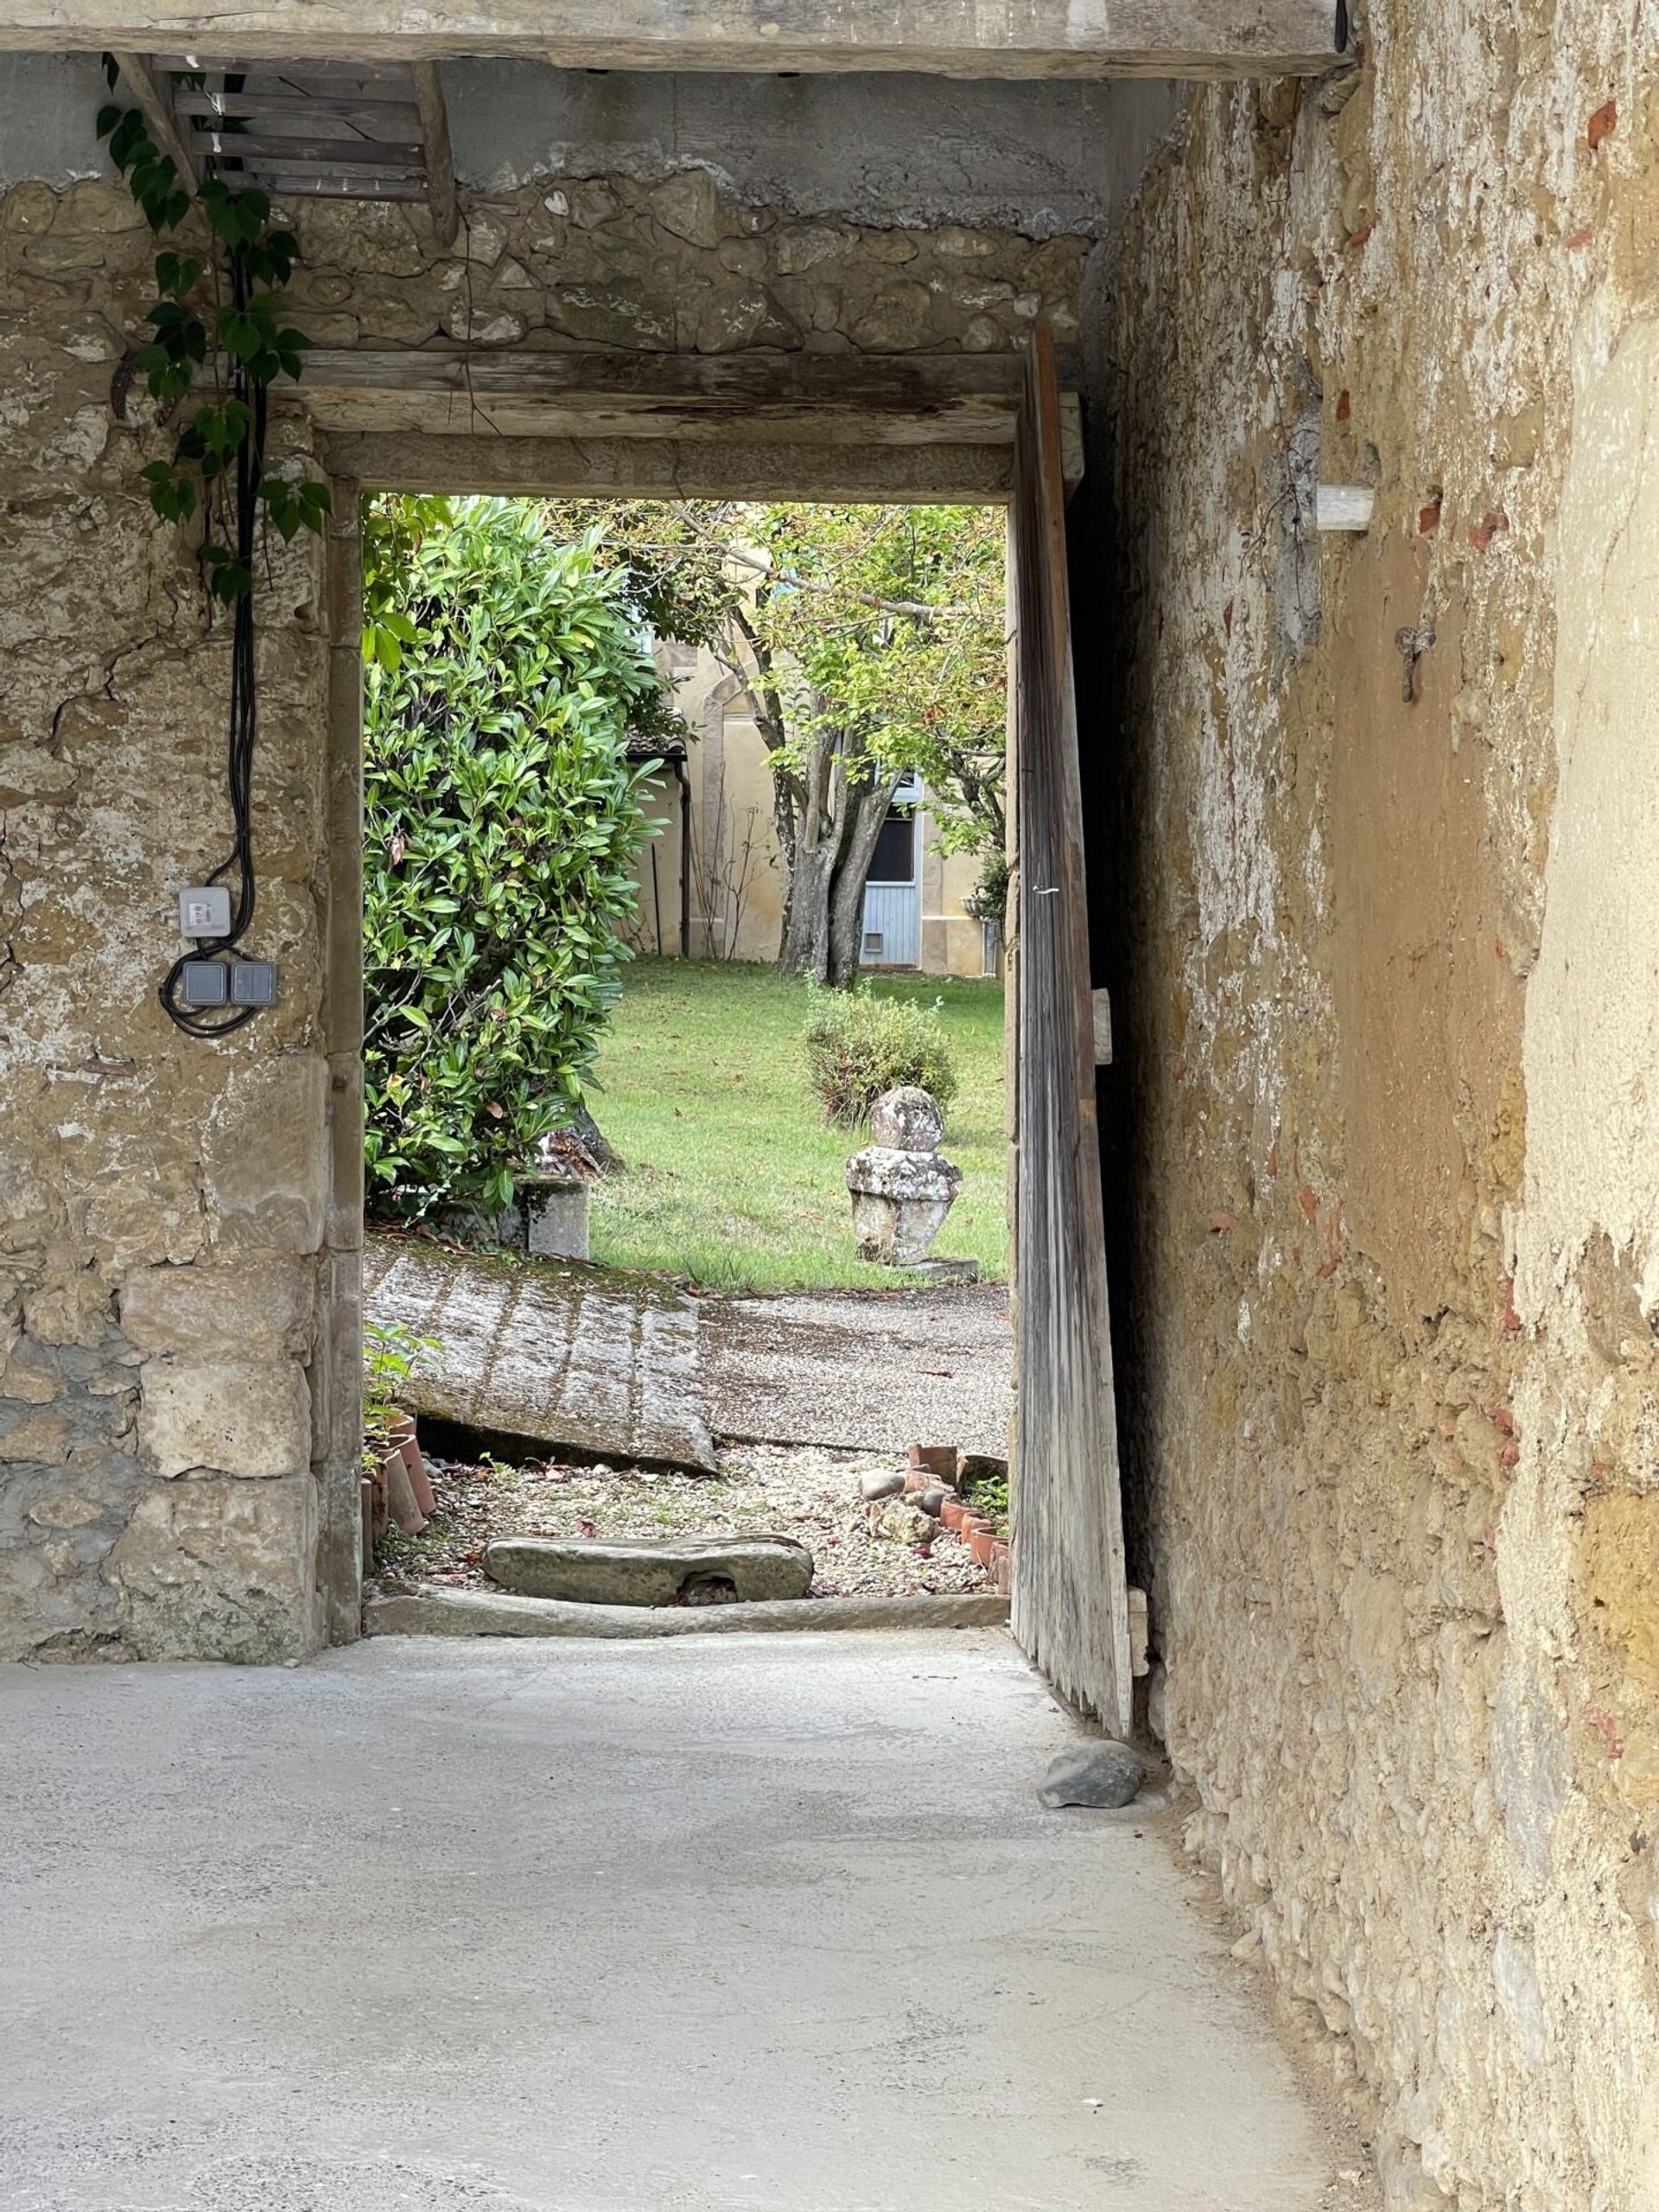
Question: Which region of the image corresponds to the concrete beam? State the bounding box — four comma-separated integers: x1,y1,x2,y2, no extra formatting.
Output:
1,3,1342,79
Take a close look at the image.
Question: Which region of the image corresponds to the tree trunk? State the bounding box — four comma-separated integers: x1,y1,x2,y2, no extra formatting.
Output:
826,771,899,986
775,718,899,985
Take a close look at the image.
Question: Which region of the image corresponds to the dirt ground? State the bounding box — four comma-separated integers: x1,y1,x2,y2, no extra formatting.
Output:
375,1439,1000,1601
700,1282,1013,1454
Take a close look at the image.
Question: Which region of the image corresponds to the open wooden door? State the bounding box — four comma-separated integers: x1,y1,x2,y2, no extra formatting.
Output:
1007,330,1132,1735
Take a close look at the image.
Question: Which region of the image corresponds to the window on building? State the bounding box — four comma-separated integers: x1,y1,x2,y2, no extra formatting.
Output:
868,773,921,885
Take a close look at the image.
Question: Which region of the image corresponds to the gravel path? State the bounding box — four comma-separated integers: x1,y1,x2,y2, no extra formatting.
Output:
378,1440,998,1601
700,1282,1012,1454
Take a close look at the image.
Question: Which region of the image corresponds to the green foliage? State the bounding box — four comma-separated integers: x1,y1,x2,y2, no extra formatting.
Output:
564,499,1008,871
97,56,327,601
363,494,453,672
755,503,1007,852
969,1467,1010,1538
801,980,960,1128
965,848,1010,931
363,1318,439,1468
364,498,666,1222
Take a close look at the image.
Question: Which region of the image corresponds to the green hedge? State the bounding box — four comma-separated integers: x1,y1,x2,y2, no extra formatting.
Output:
363,499,662,1221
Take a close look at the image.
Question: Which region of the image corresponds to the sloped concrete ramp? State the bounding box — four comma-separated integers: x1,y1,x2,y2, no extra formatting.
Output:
364,1235,716,1475
0,1632,1358,2212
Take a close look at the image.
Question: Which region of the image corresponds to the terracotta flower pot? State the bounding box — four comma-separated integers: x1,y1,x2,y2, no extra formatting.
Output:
969,1528,995,1567
401,1433,436,1516
991,1539,1012,1596
382,1443,427,1537
941,1497,969,1532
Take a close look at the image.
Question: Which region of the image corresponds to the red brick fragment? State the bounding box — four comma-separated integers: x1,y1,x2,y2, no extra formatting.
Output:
1419,497,1443,535
1470,510,1509,550
1587,99,1618,150
1335,389,1351,422
1586,1707,1624,1758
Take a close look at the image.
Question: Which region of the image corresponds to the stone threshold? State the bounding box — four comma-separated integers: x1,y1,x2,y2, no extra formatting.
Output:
366,1585,1011,1639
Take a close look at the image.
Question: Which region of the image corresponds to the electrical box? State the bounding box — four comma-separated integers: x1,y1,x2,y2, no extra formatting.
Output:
179,886,232,938
179,960,229,1007
230,961,278,1007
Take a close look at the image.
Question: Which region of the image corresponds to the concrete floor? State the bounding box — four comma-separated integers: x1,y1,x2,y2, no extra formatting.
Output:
1,1630,1343,2212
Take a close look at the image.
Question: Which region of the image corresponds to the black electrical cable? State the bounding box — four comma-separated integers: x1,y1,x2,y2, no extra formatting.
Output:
159,244,267,1040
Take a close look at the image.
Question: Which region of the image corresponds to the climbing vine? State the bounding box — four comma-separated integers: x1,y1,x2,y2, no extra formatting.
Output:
98,56,329,599
98,56,330,1038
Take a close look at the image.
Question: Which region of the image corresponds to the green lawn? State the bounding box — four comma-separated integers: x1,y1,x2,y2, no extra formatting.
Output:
588,959,1007,1294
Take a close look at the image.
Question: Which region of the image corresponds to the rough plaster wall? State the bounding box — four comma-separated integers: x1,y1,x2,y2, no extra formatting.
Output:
0,68,1085,1661
0,52,1182,243
1105,9,1659,2206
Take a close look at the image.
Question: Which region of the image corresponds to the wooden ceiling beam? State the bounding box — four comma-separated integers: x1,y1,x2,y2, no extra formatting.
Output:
9,4,1344,79
107,48,200,181
410,61,457,247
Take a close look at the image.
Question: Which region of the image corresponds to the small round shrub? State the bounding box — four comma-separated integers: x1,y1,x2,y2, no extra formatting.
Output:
802,982,959,1128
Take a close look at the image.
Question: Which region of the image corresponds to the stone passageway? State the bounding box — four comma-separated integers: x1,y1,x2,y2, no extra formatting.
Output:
0,1631,1359,2211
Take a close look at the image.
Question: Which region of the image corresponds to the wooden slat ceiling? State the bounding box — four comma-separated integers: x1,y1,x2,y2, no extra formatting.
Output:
136,53,458,238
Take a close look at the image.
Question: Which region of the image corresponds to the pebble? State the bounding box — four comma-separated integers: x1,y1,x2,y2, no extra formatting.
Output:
1038,1741,1146,1810
859,1469,906,1501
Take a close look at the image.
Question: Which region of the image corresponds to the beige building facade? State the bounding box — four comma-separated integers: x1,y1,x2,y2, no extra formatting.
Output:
626,641,997,976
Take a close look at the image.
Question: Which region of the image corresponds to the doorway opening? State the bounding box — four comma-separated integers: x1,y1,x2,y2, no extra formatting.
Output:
354,486,1016,1620
315,332,1129,1727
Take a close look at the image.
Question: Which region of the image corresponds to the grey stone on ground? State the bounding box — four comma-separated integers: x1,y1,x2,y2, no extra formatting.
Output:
364,1233,715,1474
1039,1740,1147,1809
702,1284,1012,1453
860,1468,906,1501
485,1533,812,1605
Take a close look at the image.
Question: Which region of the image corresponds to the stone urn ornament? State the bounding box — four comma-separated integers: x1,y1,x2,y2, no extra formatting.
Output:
846,1086,962,1266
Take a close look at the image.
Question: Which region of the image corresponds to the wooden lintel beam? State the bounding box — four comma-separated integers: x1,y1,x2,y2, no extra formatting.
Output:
300,347,1067,405
292,346,1081,449
108,49,200,183
11,4,1344,79
319,429,1016,503
410,60,458,245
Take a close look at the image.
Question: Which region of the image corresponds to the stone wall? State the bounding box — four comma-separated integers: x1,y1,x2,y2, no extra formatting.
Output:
0,173,338,1662
1103,8,1659,2205
276,172,1082,358
0,93,1084,1662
